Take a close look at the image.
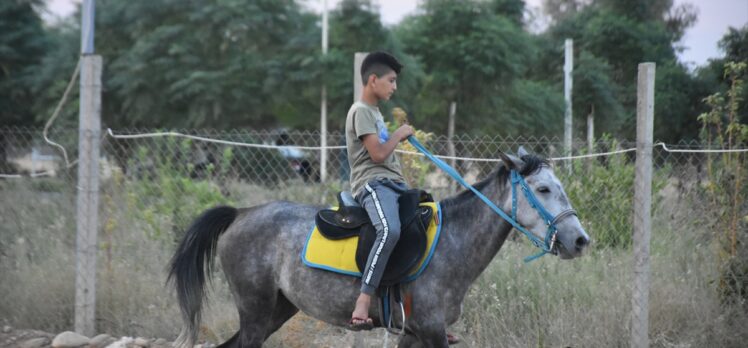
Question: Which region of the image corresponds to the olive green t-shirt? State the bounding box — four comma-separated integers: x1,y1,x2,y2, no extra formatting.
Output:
345,101,405,195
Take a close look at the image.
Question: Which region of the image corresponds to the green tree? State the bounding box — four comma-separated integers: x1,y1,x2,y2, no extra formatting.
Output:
29,0,323,130
489,0,526,26
541,0,704,141
572,51,625,135
0,0,50,174
323,0,422,131
98,0,322,129
542,0,585,25
35,0,422,132
596,0,697,41
0,0,49,127
28,18,79,130
719,25,748,64
697,61,748,302
698,25,748,125
398,0,562,136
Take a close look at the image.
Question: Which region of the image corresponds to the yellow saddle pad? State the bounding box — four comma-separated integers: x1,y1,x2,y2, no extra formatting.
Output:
302,202,441,281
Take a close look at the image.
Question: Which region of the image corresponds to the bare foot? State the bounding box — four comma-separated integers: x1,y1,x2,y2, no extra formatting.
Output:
348,293,373,331
351,293,371,321
447,333,460,345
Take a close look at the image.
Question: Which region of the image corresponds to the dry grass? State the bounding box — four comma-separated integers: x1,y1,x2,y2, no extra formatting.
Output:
1,178,746,347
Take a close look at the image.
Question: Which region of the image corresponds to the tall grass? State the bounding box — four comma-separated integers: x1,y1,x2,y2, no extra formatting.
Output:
460,213,747,347
0,178,230,338
1,172,746,347
0,176,335,339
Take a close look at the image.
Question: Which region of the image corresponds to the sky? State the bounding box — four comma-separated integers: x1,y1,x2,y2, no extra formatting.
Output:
46,0,748,68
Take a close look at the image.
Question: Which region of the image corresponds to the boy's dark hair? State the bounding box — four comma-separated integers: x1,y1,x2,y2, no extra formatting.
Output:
361,51,403,85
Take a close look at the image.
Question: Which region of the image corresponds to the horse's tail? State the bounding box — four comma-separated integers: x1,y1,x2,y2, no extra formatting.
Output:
167,205,238,347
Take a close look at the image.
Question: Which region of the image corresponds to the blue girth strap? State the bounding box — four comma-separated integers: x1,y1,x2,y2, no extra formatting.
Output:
407,136,573,262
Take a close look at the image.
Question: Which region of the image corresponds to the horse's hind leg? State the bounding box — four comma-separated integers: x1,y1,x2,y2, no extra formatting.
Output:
229,289,278,348
264,292,299,340
216,292,296,348
222,286,299,347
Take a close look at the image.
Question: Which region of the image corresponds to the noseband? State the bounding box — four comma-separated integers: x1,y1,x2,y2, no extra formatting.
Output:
510,170,577,261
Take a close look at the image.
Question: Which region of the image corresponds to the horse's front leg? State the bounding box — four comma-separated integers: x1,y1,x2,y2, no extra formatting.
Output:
399,328,456,348
407,309,450,348
411,327,449,348
399,283,452,347
397,333,422,348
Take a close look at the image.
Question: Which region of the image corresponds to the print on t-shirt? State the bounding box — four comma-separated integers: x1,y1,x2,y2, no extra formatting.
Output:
376,119,389,144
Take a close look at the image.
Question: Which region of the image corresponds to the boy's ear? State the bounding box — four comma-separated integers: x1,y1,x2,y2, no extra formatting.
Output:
498,151,524,171
366,74,377,86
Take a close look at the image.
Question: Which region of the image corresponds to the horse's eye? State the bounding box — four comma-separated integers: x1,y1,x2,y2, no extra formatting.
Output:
537,186,551,194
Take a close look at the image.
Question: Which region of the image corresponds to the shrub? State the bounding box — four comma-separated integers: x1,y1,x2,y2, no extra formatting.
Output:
697,61,748,303
122,137,232,241
560,135,666,249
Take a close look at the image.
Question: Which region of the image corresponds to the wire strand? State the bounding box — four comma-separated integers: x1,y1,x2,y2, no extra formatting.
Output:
2,129,747,179
106,129,347,150
43,58,81,168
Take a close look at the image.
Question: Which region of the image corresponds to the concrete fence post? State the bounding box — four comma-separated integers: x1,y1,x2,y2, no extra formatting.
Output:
75,54,102,337
631,62,655,348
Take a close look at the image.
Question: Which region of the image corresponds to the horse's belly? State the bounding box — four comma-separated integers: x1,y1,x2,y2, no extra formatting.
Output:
274,229,363,326
278,257,363,326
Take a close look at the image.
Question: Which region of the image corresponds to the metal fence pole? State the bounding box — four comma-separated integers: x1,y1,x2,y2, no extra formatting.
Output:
564,39,573,174
586,106,594,171
352,52,367,347
587,105,594,154
354,52,367,102
631,62,655,348
448,101,457,192
319,0,328,183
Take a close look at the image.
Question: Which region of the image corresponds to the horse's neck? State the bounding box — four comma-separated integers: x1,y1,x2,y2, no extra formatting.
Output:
440,179,514,282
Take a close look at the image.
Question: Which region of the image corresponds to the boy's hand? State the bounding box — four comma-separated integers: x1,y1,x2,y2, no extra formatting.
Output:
394,124,415,142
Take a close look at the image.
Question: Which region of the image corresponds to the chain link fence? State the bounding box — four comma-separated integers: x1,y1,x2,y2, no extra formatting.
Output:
1,126,746,345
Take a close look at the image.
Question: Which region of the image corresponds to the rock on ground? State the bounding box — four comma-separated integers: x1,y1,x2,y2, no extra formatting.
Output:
153,338,168,346
133,337,150,347
20,337,50,348
0,327,55,348
51,331,90,348
89,334,115,348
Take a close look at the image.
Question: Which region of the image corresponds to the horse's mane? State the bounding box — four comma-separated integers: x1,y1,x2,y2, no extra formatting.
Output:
441,154,549,208
500,154,550,180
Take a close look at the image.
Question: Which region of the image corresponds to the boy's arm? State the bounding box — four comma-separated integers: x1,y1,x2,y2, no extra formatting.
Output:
361,124,414,164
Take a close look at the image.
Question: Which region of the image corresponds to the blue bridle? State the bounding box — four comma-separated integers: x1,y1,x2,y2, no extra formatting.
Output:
408,137,577,262
510,170,578,261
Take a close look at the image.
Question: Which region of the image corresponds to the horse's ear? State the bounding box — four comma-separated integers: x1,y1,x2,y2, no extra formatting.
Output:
498,151,524,171
517,146,530,157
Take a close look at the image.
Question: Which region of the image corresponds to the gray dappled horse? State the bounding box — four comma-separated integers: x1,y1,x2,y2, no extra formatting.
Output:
168,149,590,347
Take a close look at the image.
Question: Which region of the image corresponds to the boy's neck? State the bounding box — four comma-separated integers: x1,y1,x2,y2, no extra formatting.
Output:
360,89,380,108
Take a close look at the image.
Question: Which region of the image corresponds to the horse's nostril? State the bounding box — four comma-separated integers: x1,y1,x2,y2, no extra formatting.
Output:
575,236,589,248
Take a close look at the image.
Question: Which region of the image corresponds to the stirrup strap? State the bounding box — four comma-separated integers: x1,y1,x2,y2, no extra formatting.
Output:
385,285,407,335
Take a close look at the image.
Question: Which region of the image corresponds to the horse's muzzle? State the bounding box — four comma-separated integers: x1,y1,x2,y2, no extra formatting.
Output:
556,226,590,259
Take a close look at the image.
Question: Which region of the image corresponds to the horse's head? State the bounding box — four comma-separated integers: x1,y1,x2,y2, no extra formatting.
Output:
498,147,589,259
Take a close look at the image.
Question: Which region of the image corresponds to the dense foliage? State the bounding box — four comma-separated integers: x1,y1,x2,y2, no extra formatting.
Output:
697,61,748,302
0,0,49,127
1,0,745,142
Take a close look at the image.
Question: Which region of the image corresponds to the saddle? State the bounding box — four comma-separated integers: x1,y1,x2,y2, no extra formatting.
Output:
315,190,434,286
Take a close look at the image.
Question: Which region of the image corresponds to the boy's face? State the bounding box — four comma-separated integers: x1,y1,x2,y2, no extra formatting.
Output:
371,70,398,101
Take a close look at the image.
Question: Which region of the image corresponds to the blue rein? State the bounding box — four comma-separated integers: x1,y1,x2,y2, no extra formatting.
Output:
407,136,574,262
